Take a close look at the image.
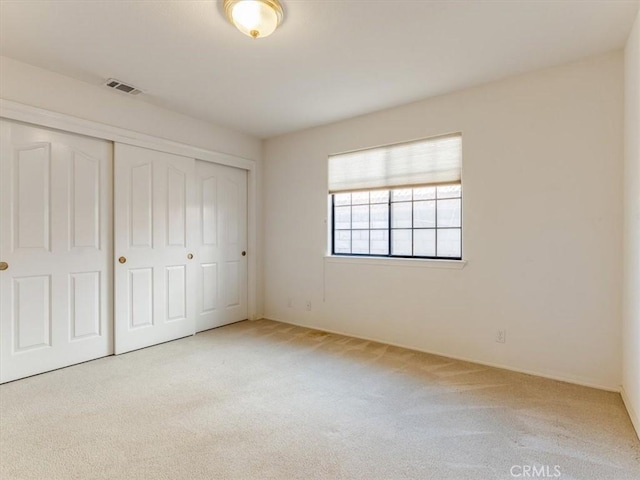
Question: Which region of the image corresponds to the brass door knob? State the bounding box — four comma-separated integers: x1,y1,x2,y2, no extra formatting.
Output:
118,256,127,264
187,253,194,260
241,251,247,257
0,261,8,271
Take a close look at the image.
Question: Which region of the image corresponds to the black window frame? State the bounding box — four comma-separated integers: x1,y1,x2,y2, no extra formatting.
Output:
331,185,462,260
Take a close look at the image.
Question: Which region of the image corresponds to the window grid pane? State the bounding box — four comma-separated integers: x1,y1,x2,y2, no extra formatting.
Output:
332,185,461,259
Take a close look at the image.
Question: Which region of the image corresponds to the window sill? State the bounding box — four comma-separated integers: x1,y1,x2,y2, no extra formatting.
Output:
324,255,467,269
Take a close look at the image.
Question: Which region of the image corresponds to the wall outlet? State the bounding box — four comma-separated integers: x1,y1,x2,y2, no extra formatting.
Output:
305,301,312,311
496,330,506,344
287,298,292,308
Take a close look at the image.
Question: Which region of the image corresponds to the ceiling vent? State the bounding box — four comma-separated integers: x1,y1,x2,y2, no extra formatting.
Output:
104,78,143,95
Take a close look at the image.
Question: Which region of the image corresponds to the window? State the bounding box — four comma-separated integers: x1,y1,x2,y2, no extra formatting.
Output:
329,133,462,260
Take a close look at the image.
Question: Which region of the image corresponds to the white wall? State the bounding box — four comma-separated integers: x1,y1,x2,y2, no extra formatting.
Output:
623,10,640,438
263,52,624,391
0,56,261,161
0,55,265,318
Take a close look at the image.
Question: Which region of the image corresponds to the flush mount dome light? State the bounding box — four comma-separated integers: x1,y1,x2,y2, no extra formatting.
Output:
223,0,284,39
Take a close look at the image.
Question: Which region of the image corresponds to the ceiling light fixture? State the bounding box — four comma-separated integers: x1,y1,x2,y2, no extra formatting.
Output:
223,0,284,39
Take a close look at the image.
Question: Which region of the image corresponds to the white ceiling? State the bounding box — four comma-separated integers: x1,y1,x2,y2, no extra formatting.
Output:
1,0,638,138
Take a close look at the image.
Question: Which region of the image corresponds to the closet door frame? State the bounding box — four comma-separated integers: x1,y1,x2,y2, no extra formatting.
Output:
0,99,260,326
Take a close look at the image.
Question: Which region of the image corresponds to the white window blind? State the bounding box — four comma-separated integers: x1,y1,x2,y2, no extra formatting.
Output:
328,133,462,194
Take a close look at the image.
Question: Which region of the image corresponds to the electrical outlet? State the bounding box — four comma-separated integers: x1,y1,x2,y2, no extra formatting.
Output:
496,330,506,344
287,298,292,308
305,301,312,311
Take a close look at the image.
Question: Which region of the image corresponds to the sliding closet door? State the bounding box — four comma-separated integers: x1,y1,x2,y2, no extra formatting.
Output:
195,160,248,332
0,120,113,383
114,144,196,354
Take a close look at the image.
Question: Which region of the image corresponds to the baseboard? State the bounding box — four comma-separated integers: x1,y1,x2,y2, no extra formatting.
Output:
263,317,620,393
621,387,640,440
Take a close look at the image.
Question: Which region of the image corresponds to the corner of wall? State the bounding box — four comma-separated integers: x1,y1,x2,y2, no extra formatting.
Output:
622,7,640,440
621,387,640,440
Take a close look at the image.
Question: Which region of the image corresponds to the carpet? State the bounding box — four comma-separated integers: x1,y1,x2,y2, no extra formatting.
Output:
1,319,639,479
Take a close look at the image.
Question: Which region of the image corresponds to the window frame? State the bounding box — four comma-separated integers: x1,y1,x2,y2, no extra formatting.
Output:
330,184,463,261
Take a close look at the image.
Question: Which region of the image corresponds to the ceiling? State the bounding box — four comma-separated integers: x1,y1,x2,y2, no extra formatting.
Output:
1,1,638,138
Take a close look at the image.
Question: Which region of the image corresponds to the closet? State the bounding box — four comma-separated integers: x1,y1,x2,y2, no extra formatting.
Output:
0,120,113,382
194,159,248,333
0,119,249,383
113,144,197,354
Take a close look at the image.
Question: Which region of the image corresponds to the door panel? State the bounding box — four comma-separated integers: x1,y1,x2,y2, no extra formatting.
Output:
201,263,218,313
167,167,186,247
0,119,113,383
14,275,51,351
166,265,186,321
129,268,154,329
195,160,247,332
15,144,51,251
224,261,240,308
69,271,101,339
202,176,218,245
70,152,101,250
130,162,153,248
114,143,196,354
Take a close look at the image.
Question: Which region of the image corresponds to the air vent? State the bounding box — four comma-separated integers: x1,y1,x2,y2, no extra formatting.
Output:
104,78,143,95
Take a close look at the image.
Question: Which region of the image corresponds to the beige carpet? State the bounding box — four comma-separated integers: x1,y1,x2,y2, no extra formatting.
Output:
1,319,639,480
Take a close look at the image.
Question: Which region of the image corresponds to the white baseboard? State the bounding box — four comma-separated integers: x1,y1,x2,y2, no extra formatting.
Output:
621,387,640,440
262,317,620,393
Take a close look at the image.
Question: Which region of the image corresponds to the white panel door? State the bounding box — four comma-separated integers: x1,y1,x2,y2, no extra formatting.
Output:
195,160,248,332
114,143,196,354
0,120,113,383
